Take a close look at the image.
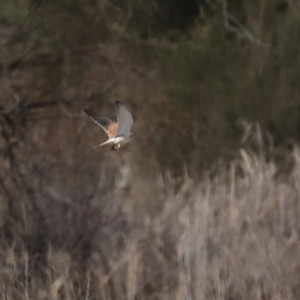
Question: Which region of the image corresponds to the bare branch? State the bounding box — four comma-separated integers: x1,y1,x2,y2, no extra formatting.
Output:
222,0,269,48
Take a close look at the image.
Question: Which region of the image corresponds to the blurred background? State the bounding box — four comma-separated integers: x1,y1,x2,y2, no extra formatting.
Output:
1,1,300,299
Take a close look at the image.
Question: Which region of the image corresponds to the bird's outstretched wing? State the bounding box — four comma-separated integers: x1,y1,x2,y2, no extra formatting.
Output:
84,108,118,138
115,101,133,137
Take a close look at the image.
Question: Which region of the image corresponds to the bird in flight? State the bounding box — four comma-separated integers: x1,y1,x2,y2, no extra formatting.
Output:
84,101,134,150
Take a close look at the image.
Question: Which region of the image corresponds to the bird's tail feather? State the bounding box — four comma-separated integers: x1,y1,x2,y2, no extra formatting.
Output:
93,139,114,149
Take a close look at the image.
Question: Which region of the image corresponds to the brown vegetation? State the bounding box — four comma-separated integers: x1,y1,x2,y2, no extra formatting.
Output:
1,137,300,299
1,0,300,299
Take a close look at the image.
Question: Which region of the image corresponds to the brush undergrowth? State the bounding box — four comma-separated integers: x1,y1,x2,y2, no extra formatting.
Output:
1,138,300,300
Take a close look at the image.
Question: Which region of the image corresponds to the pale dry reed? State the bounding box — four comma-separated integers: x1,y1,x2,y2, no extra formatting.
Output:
1,147,300,300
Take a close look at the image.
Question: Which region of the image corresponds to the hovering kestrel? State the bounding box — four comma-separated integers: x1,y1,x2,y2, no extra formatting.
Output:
84,101,134,150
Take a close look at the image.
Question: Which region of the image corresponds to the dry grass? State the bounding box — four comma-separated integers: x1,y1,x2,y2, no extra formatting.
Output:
2,2,300,298
1,143,300,300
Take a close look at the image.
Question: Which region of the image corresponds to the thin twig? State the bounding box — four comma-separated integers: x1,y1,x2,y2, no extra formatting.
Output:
222,0,269,48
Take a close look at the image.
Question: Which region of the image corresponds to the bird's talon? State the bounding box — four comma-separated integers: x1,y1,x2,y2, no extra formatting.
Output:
111,143,121,151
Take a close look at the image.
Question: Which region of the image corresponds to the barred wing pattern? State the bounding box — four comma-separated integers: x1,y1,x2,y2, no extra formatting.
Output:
84,108,118,138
